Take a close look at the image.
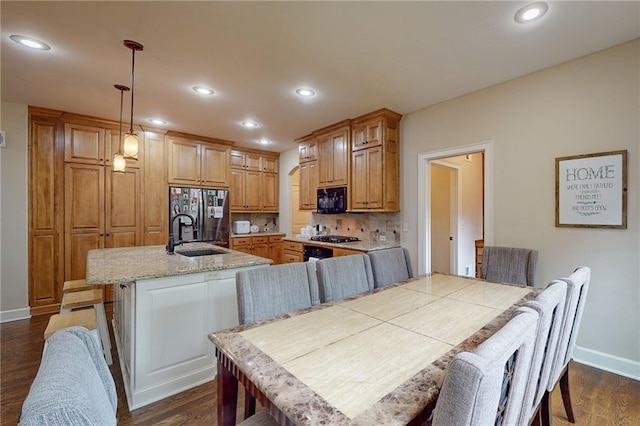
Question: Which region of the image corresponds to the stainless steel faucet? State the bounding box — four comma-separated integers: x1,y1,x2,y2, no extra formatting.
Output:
166,213,196,254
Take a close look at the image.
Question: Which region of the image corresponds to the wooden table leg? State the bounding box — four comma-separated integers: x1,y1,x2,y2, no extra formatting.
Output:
217,356,238,426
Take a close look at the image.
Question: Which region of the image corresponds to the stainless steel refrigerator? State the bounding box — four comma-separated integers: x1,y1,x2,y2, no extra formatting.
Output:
168,186,230,247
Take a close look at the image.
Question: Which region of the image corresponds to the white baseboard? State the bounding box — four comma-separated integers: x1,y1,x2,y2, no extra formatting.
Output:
0,307,32,323
573,345,640,381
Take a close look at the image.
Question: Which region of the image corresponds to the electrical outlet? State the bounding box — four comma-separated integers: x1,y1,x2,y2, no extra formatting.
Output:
403,222,409,232
379,235,387,242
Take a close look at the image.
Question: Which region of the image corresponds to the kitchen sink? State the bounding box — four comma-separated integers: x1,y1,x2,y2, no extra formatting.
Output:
176,248,226,257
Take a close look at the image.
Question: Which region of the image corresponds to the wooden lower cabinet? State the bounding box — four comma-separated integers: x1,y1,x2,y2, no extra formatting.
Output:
283,241,304,263
475,239,484,278
231,234,284,264
333,247,366,257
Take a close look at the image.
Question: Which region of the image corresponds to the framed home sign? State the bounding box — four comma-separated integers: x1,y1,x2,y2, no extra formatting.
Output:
556,150,627,229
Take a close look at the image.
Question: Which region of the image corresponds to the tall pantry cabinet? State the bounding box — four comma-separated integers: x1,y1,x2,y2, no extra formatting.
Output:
28,108,167,313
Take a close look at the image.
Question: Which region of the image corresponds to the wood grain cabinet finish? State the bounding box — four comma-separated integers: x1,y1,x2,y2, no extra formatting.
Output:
230,149,279,212
230,234,283,264
350,108,401,212
298,136,317,163
333,247,366,257
316,121,350,188
142,131,168,246
168,135,231,188
29,110,64,314
297,135,319,211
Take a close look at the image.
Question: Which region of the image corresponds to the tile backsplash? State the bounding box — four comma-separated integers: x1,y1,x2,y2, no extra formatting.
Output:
310,212,401,243
232,213,279,233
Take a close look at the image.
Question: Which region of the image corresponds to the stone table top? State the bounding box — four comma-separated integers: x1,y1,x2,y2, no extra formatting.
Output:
284,236,400,252
210,274,540,425
86,242,272,286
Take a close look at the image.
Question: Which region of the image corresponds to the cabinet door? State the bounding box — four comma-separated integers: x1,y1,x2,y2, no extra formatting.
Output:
351,150,369,210
262,173,278,212
230,150,246,169
333,248,365,257
229,169,246,210
352,123,367,151
245,153,262,171
65,164,105,280
30,118,63,309
64,123,105,164
262,156,278,173
366,146,383,209
201,144,230,187
366,120,383,148
269,242,283,265
168,138,201,185
106,167,141,248
299,161,318,211
283,251,303,263
244,170,262,211
330,128,349,186
142,131,167,246
252,242,270,259
317,134,333,185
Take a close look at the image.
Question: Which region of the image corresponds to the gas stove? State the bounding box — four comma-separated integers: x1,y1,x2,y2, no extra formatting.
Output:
310,235,360,243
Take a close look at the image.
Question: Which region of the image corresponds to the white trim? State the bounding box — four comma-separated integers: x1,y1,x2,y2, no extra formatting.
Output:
573,345,640,381
0,307,31,323
417,140,494,275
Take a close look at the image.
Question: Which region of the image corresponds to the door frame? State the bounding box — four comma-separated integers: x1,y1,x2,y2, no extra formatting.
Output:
430,160,460,274
417,140,494,275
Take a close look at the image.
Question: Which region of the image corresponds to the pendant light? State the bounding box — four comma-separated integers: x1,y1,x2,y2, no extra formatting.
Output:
113,84,130,173
122,40,144,159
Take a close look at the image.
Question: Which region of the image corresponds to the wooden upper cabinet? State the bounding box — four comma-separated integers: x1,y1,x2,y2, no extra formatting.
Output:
64,123,106,164
142,131,167,246
201,144,230,187
316,122,350,187
298,136,317,163
352,119,382,151
262,172,278,212
350,108,401,212
231,150,261,171
262,156,278,173
299,160,318,211
229,149,279,212
105,167,141,248
168,136,230,187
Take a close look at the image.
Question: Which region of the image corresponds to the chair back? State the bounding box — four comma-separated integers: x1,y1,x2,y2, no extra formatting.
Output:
520,280,567,424
481,246,538,286
315,254,374,302
547,266,591,391
236,263,320,324
368,247,414,288
432,308,539,426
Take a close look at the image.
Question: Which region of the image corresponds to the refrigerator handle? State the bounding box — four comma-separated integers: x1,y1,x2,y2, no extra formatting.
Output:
199,189,205,240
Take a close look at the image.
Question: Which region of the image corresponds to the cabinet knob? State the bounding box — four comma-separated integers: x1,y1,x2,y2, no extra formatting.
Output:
100,233,104,237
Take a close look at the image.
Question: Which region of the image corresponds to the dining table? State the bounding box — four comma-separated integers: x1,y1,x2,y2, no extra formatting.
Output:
208,272,541,425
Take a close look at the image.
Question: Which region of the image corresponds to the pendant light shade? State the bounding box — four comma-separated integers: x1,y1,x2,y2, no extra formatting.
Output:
113,84,130,173
123,40,143,159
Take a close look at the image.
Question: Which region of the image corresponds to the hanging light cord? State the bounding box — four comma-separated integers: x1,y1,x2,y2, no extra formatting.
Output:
129,46,136,134
119,87,125,150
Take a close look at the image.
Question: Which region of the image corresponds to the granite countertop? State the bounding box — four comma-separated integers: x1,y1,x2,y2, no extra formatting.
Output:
86,242,272,286
284,236,400,252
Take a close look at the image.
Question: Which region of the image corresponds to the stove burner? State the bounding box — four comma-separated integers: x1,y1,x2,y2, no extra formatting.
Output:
310,235,360,243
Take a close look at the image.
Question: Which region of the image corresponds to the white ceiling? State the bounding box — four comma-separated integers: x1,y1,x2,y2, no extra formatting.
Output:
2,1,638,153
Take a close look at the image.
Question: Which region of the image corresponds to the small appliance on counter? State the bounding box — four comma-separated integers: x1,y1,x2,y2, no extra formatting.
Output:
250,224,260,234
232,220,251,235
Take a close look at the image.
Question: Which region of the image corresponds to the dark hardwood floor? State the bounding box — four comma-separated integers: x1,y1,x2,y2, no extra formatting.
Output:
2,304,639,425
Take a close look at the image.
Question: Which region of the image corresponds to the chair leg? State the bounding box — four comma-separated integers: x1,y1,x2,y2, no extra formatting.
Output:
244,389,256,418
541,391,552,426
94,302,113,366
559,367,575,423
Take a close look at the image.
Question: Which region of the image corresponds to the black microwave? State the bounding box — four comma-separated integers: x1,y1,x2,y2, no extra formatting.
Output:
317,187,347,214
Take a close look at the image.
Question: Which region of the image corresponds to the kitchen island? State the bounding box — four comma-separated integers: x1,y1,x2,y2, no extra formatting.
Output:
86,243,272,410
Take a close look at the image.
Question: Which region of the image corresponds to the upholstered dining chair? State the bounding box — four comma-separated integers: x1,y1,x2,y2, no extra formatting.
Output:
236,262,320,419
481,246,538,286
541,266,591,426
432,307,539,426
519,280,568,425
315,254,374,302
236,262,320,324
368,247,414,288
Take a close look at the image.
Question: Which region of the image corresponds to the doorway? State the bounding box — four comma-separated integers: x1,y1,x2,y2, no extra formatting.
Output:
417,141,493,275
430,161,459,274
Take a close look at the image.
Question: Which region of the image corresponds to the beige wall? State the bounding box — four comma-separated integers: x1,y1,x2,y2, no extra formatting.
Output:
0,102,30,320
401,40,639,371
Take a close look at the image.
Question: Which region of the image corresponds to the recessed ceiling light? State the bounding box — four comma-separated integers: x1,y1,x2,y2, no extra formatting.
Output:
514,2,549,24
148,118,167,125
193,86,214,95
296,88,316,97
258,139,271,145
242,121,259,128
10,35,51,50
